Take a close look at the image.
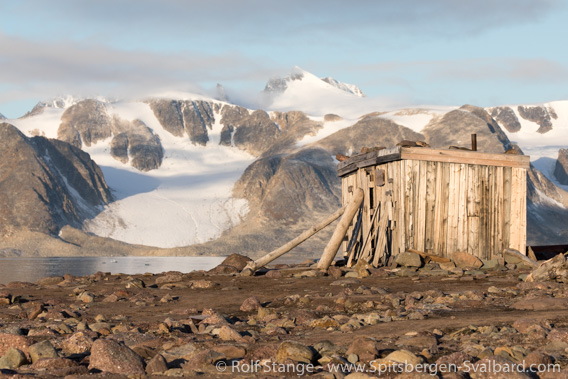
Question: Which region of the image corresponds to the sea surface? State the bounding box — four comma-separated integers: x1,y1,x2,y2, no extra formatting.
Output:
0,256,226,285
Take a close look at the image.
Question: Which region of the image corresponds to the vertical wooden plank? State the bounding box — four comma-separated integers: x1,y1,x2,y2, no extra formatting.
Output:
437,163,451,257
415,160,427,252
398,160,406,255
494,166,504,257
456,164,468,252
519,168,527,255
510,167,527,254
468,216,480,258
467,165,481,257
479,165,490,260
446,163,460,253
487,166,495,260
502,167,512,253
432,163,443,255
405,160,415,250
424,161,437,253
390,162,400,257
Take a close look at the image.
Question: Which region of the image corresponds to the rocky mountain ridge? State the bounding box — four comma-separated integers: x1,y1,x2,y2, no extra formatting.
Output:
1,68,567,256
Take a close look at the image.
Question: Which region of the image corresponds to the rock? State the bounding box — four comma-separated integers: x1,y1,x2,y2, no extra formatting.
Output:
29,340,58,363
30,357,78,370
181,348,224,371
125,278,145,289
439,261,456,271
211,345,246,360
155,273,183,284
162,342,198,361
217,253,253,272
346,337,379,363
327,266,343,278
470,356,532,378
190,279,217,289
276,341,314,364
452,251,483,269
78,291,95,303
208,264,239,274
554,148,568,185
510,297,568,311
309,316,340,329
377,349,423,366
395,252,423,267
36,276,65,286
216,325,243,342
89,339,145,375
240,296,261,312
526,254,568,282
0,348,27,369
436,351,474,372
61,331,95,355
146,353,168,374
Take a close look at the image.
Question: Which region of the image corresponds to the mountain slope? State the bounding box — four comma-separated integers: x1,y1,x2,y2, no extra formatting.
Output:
0,123,111,236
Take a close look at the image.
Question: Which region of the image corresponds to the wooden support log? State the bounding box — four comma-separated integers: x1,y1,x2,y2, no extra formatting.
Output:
407,248,451,264
504,248,537,268
317,188,365,270
240,205,347,276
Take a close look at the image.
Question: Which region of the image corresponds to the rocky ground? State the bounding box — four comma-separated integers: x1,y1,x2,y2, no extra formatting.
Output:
1,252,568,378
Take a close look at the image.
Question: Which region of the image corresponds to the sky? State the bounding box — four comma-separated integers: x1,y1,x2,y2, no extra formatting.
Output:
1,0,568,118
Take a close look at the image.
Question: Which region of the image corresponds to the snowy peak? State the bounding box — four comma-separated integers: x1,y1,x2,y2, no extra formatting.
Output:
263,66,365,97
321,77,365,97
22,95,105,118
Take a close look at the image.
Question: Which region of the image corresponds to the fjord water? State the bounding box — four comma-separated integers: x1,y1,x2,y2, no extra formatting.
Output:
0,256,225,284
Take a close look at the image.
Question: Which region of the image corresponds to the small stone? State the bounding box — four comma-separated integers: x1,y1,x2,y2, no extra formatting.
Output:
216,325,243,342
346,337,379,362
126,278,146,289
29,340,58,363
146,353,168,374
276,341,314,364
190,279,217,289
78,291,95,303
379,349,423,366
327,266,343,278
452,251,483,269
155,273,183,285
347,353,359,363
395,252,423,268
240,296,261,312
61,331,94,355
36,276,65,286
439,261,456,271
0,348,27,369
89,339,145,375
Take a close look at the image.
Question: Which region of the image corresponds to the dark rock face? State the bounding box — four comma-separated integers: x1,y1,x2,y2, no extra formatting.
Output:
220,105,249,146
147,99,185,137
554,148,568,185
315,116,425,156
489,107,521,133
0,123,112,236
0,112,5,120
58,100,113,148
148,99,214,145
233,110,281,156
110,119,163,171
517,105,557,134
234,147,340,223
423,105,511,153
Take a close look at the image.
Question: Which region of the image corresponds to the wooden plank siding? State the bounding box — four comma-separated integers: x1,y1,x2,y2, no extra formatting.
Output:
340,148,528,265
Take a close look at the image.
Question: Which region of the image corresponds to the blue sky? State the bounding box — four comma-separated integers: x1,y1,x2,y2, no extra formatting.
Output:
1,0,567,118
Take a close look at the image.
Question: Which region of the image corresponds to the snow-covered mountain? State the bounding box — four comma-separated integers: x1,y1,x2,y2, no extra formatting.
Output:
2,67,568,256
262,66,376,117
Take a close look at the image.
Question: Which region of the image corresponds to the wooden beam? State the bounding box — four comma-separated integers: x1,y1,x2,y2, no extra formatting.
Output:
318,188,365,270
240,205,347,275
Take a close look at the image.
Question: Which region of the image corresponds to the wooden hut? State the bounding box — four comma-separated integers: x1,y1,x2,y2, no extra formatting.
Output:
337,146,530,266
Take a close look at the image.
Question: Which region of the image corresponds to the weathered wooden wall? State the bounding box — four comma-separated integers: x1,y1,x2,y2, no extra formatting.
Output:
341,159,527,263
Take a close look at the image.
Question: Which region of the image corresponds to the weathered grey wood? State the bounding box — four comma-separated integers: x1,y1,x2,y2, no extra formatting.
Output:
318,188,365,270
240,205,347,275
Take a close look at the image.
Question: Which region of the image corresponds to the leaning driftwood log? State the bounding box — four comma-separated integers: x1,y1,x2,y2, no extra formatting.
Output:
317,188,365,270
240,205,347,276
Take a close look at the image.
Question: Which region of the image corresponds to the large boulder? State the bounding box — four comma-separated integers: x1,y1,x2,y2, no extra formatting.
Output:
88,339,145,375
